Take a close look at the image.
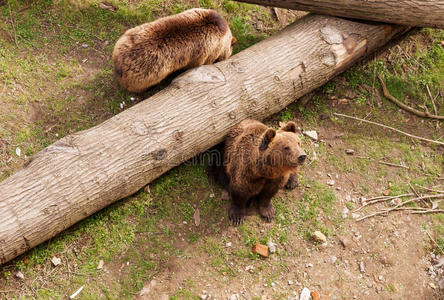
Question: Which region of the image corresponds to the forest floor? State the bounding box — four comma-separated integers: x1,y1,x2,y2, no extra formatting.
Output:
0,0,443,299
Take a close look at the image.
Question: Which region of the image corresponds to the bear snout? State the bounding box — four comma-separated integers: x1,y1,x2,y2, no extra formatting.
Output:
298,154,307,164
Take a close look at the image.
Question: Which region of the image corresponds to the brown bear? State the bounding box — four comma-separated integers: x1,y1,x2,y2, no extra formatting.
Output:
209,119,306,226
112,8,235,93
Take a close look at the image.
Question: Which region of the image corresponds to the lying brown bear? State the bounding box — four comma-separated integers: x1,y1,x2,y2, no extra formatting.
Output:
112,8,235,93
209,119,306,226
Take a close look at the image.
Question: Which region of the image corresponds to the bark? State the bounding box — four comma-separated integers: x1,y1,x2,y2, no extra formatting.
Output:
235,0,444,29
0,14,409,264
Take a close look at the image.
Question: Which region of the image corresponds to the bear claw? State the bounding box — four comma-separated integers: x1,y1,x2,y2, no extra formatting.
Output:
229,205,245,226
259,204,276,222
285,173,299,190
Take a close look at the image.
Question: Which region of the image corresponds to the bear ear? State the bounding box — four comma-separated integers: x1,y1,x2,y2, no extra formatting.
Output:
259,129,276,151
231,36,237,45
280,121,300,134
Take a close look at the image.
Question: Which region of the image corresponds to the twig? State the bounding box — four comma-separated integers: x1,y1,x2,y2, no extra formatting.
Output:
356,194,444,221
412,209,444,214
426,231,444,254
333,113,444,146
426,84,438,116
355,156,371,159
272,7,280,22
414,185,444,194
378,75,444,120
354,193,413,212
378,161,409,169
8,1,18,46
0,290,16,293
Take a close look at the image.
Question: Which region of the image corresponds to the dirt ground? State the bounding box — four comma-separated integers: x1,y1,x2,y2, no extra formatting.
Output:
0,1,443,300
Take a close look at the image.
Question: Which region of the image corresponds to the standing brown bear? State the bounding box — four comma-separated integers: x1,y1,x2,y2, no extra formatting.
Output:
209,119,306,226
112,8,235,93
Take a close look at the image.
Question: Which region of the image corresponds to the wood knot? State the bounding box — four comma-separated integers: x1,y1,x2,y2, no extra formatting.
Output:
229,111,236,120
173,130,184,142
155,149,167,160
274,75,280,81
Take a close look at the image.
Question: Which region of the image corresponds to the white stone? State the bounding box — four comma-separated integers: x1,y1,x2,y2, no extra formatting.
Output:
303,130,318,141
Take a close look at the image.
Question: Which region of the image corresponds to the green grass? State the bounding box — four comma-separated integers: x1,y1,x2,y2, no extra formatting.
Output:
1,1,443,299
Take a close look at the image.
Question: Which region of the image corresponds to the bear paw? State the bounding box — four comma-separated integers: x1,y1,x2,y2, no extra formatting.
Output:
229,205,245,226
285,173,299,190
259,204,275,222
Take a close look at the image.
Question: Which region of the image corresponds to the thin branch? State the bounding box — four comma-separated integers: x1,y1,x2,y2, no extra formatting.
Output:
412,209,444,214
426,231,444,254
378,75,444,120
333,113,444,146
8,2,18,46
356,194,444,221
378,160,409,169
426,84,438,116
414,185,444,194
354,193,414,212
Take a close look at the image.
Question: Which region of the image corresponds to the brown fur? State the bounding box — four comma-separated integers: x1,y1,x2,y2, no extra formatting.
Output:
112,8,234,93
223,119,306,225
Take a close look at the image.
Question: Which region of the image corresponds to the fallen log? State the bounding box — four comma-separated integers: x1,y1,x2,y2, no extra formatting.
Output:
235,0,444,29
0,14,409,264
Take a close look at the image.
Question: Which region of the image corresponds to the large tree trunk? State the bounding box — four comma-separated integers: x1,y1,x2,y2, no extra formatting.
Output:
236,0,444,29
0,14,409,265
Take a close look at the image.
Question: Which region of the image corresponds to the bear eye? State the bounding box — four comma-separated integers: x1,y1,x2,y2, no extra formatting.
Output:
284,146,290,151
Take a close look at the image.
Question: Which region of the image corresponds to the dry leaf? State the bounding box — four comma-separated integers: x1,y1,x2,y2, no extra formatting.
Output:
193,207,200,226
98,2,116,12
97,259,104,270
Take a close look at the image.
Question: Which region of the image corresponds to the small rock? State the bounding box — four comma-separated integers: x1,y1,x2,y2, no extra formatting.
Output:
288,280,293,285
271,282,276,287
81,43,89,48
303,130,318,141
51,256,61,266
306,263,313,268
429,282,436,289
312,231,327,243
230,294,239,300
119,102,124,109
327,179,335,186
267,241,277,254
97,260,104,270
351,213,360,219
16,271,24,280
299,287,311,300
226,242,232,247
331,256,337,264
359,261,365,273
199,295,208,300
338,236,351,248
345,149,355,155
245,265,255,273
342,207,349,219
311,291,320,300
252,243,269,258
390,198,402,206
15,147,21,157
130,97,136,102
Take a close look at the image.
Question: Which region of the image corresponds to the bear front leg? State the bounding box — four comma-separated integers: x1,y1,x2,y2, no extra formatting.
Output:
229,192,248,226
256,178,281,222
285,172,299,190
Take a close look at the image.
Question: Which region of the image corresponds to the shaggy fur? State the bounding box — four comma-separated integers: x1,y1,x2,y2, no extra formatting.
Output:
216,119,306,225
112,8,234,93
